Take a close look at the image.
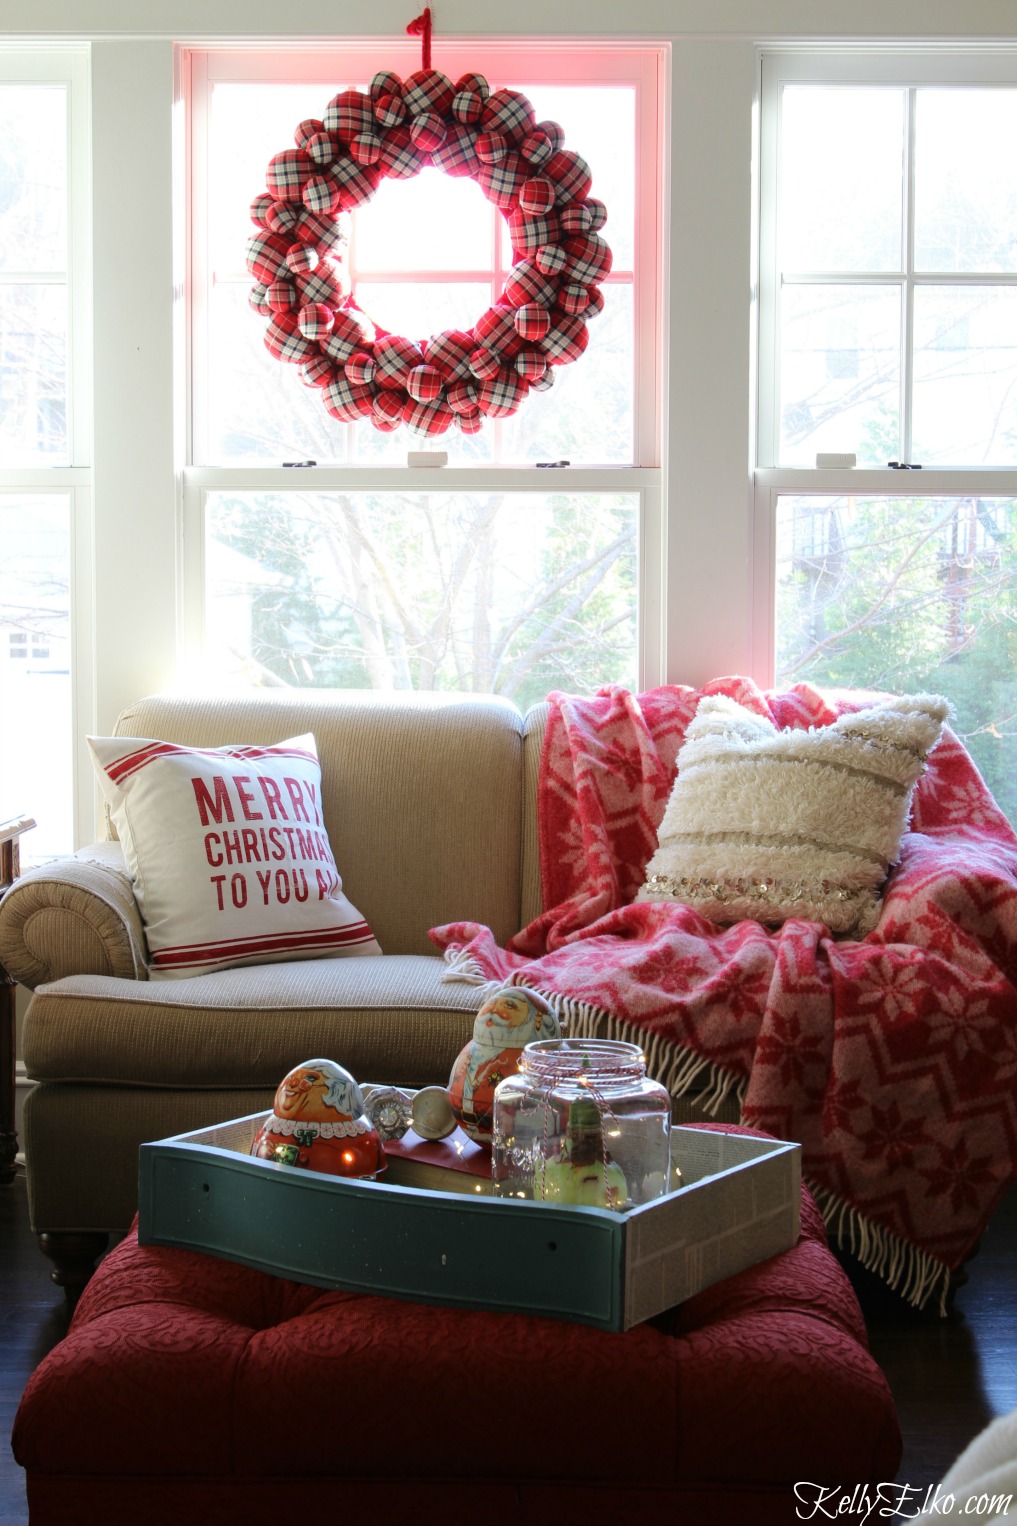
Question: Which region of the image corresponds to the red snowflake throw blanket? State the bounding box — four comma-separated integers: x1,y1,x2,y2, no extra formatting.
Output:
431,678,1017,1312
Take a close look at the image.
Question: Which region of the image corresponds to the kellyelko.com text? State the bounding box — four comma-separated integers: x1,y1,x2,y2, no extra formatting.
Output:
795,1482,1014,1521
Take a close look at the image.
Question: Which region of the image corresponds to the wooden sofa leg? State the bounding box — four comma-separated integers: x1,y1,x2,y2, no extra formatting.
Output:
38,1231,109,1302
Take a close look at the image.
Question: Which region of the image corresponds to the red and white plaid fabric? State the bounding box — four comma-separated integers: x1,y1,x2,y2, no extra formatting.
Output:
534,242,569,276
446,378,480,414
540,312,589,364
322,311,371,364
249,193,274,228
454,407,485,433
537,120,566,152
305,131,335,167
452,87,485,125
560,202,593,236
266,279,296,312
564,232,613,285
478,154,525,210
424,329,474,381
370,70,403,100
403,395,454,434
351,132,383,167
286,246,317,275
264,313,315,364
515,348,548,380
475,304,523,356
481,88,536,142
374,333,423,387
300,354,333,387
410,113,447,153
372,389,405,426
468,345,501,380
559,281,591,315
294,117,324,149
519,176,556,215
300,262,347,308
529,367,556,392
323,374,373,420
323,89,374,144
454,71,490,101
403,69,454,118
246,231,291,284
546,149,593,205
432,124,480,177
297,302,333,339
345,351,376,386
406,364,444,403
476,367,528,417
266,202,302,235
503,260,557,309
302,174,340,216
507,208,561,257
513,302,551,341
266,150,312,203
584,286,606,317
296,209,348,251
475,130,508,164
373,92,406,130
329,158,379,208
377,127,427,179
520,129,553,166
248,283,272,316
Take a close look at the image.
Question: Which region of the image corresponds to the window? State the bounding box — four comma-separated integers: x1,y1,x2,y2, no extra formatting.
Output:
758,54,1017,822
0,49,89,858
184,44,663,702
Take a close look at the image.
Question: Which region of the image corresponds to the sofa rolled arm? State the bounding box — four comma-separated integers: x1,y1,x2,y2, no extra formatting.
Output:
0,844,149,988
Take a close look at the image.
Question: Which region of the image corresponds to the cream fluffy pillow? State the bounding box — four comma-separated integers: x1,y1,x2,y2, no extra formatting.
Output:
636,693,949,937
88,732,381,978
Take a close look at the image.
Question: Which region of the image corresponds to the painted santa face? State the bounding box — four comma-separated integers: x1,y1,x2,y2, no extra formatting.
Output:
476,987,556,1045
274,1059,358,1122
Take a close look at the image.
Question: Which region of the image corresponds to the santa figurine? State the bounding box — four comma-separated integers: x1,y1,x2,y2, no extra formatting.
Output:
251,1057,385,1178
448,983,560,1144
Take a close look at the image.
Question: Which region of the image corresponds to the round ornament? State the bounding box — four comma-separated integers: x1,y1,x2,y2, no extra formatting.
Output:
251,1057,386,1178
247,54,611,437
447,983,560,1144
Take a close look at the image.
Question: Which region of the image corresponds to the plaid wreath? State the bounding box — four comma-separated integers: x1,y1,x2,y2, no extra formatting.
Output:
248,72,612,436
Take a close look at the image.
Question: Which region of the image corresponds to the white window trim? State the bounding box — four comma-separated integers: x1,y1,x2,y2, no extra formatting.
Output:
0,46,94,848
179,41,666,691
752,46,1017,685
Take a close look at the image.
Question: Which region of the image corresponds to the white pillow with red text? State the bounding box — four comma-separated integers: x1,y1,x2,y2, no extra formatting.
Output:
87,732,381,979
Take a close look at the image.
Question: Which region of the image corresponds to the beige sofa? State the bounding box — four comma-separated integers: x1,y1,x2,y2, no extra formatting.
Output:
0,690,551,1293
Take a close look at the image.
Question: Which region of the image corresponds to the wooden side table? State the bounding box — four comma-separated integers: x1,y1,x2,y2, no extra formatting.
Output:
1,814,35,1184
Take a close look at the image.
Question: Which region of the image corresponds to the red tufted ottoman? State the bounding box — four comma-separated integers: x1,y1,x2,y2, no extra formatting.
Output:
13,1180,900,1526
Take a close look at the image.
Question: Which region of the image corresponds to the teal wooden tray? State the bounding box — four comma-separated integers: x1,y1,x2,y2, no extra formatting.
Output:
138,1113,800,1331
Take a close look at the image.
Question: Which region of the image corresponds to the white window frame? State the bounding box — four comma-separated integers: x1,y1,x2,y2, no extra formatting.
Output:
0,45,94,851
180,41,667,691
753,48,1017,685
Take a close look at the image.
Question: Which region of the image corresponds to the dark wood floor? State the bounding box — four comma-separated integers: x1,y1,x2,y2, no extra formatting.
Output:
1,1166,1015,1522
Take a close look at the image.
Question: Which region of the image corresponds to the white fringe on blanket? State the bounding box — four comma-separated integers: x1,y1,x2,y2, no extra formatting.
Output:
441,950,954,1314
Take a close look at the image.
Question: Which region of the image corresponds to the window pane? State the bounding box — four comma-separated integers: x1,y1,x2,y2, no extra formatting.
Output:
779,284,901,465
354,169,494,272
353,280,493,340
0,284,68,464
780,87,904,273
775,494,1017,826
914,90,1017,274
204,490,637,708
0,496,72,857
0,83,67,273
913,286,1017,465
500,283,633,464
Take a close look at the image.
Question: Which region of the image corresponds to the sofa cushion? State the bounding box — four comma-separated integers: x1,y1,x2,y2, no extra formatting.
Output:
637,691,948,936
23,954,482,1088
88,732,381,978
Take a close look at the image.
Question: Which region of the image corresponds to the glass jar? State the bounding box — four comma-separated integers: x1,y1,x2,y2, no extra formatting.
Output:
491,1038,671,1211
